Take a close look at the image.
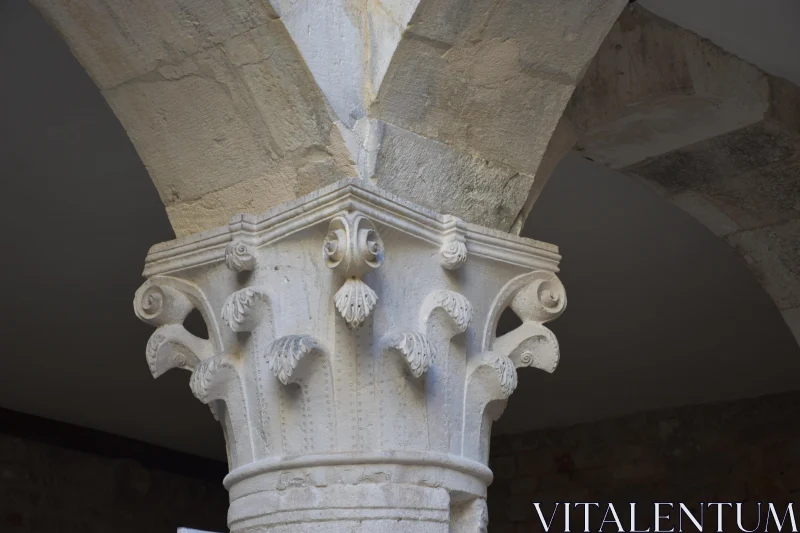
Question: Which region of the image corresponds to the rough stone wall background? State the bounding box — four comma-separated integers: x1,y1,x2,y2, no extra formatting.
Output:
487,390,800,532
0,431,228,533
3,391,800,532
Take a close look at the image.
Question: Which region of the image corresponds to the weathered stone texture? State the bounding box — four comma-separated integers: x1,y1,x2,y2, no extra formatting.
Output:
488,391,800,532
373,124,529,230
0,433,227,533
626,122,800,230
32,0,355,237
269,0,418,127
623,120,800,316
33,0,627,235
770,75,800,134
567,4,769,169
562,4,800,337
784,306,800,346
102,21,354,235
728,220,800,311
375,0,626,227
31,0,279,90
667,191,741,237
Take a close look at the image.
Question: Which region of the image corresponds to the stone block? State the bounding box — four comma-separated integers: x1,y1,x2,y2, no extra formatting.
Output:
627,122,800,229
727,219,800,310
31,0,277,89
374,124,529,230
668,192,741,237
569,4,769,169
32,0,627,236
782,306,800,346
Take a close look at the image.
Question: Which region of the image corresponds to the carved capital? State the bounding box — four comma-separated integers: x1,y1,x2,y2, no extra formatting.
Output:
134,179,566,533
190,356,237,404
494,322,560,373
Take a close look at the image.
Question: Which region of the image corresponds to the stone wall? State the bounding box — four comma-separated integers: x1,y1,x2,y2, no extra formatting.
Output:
4,390,800,532
0,409,228,533
487,391,800,532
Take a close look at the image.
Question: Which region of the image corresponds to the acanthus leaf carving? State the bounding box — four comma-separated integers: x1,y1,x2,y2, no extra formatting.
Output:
134,179,568,525
433,290,473,332
190,355,236,404
225,240,256,272
386,332,436,378
145,324,212,378
491,353,518,399
334,277,378,329
188,354,253,468
324,212,383,328
266,335,321,385
221,288,268,332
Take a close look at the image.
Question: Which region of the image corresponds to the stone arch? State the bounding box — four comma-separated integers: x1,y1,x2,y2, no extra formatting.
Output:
26,0,797,341
29,0,629,238
28,0,355,236
495,149,800,437
556,4,800,343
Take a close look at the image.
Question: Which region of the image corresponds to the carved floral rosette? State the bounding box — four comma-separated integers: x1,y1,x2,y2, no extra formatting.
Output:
134,179,565,533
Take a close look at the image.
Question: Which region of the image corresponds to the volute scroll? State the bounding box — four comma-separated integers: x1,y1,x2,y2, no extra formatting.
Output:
145,324,213,378
323,212,384,328
134,281,193,327
482,271,567,362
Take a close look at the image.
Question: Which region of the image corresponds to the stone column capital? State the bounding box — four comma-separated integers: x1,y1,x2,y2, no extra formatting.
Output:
134,179,566,533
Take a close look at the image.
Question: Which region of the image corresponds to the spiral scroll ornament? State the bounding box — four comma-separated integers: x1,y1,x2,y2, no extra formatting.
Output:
510,273,566,323
323,212,384,328
440,239,467,270
225,240,256,272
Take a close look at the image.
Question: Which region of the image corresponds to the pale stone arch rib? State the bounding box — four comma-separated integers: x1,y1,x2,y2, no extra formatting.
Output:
29,0,356,236
557,3,800,345
371,0,628,231
31,0,629,239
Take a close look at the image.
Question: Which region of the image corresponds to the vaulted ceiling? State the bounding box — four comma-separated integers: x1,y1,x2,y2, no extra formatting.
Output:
1,0,798,460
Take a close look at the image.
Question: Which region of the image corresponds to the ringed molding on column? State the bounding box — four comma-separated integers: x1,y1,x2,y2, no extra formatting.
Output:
134,179,566,533
31,0,626,237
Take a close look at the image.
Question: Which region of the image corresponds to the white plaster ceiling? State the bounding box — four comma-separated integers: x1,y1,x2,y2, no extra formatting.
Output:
639,0,800,86
1,0,798,460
